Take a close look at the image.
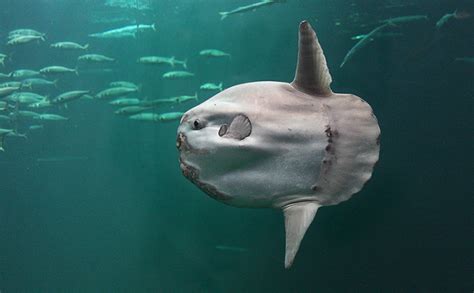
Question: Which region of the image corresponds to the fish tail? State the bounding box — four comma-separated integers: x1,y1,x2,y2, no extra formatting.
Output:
152,23,157,31
74,67,79,76
53,79,58,88
182,59,188,69
219,12,228,20
194,92,198,101
84,44,89,50
219,82,223,91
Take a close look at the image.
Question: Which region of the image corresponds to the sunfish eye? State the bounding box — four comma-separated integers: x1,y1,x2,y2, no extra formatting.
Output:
218,124,228,137
192,119,204,130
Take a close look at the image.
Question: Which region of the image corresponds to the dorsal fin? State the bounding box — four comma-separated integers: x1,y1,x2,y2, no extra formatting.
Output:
283,201,320,268
291,21,333,96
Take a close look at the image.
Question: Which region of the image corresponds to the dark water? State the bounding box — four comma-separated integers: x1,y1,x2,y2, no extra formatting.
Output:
0,0,472,291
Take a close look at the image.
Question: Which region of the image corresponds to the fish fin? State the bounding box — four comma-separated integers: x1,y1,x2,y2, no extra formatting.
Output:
74,67,79,76
84,44,89,50
291,21,332,96
224,114,252,140
182,59,188,69
152,23,157,31
219,12,228,20
218,82,223,91
283,201,319,269
194,92,198,101
53,79,58,88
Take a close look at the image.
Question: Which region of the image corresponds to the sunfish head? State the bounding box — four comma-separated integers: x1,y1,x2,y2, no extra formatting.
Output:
176,21,380,269
177,81,330,208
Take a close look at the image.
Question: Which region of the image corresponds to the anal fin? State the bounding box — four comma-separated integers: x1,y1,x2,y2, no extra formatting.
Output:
283,201,320,269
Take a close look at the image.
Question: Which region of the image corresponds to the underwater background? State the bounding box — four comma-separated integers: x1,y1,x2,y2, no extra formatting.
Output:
0,0,472,291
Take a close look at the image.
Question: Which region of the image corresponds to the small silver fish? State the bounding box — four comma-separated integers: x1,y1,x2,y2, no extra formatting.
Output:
40,66,78,75
7,35,45,45
78,54,115,63
51,42,89,50
199,49,231,58
162,71,195,79
96,87,138,99
35,114,69,121
200,82,223,91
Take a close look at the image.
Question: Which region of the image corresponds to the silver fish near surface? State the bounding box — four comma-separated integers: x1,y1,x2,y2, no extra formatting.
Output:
380,15,429,25
219,0,285,20
88,23,156,39
176,21,380,269
340,23,390,68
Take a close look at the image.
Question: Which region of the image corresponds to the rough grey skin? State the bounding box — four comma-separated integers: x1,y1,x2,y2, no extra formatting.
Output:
176,21,380,268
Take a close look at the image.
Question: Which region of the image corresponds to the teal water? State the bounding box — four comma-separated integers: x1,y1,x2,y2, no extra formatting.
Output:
0,0,472,291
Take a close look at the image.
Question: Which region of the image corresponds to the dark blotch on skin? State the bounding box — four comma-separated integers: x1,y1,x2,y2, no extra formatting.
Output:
311,185,320,191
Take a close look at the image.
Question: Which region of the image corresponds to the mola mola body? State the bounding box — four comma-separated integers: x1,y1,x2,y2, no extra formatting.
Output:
176,21,380,268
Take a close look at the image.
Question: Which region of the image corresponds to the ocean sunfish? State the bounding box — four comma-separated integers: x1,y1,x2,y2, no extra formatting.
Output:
176,21,381,268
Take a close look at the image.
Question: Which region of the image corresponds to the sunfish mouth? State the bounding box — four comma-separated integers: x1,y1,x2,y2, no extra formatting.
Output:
176,132,192,152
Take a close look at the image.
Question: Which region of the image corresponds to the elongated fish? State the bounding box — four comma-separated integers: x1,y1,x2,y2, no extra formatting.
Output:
7,35,45,46
109,81,139,89
35,114,69,121
436,10,471,29
51,90,89,104
219,0,285,20
89,23,156,39
114,106,151,115
8,29,45,38
40,66,78,75
351,32,404,40
51,42,89,50
199,49,231,58
96,87,138,99
381,15,428,25
200,82,223,91
340,24,390,68
109,98,140,106
137,56,187,68
162,71,195,79
78,54,115,62
156,112,184,122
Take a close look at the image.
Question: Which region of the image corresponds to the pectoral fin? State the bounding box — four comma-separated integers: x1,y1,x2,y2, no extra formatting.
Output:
283,201,320,269
222,114,252,140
